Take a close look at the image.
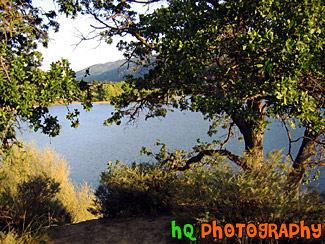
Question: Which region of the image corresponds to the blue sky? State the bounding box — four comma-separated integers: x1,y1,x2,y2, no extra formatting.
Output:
33,0,125,71
33,0,165,71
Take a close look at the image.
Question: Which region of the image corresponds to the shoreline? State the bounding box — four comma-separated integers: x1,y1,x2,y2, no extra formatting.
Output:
52,101,111,106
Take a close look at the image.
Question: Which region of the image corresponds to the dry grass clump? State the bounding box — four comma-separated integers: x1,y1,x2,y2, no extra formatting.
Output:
0,143,96,243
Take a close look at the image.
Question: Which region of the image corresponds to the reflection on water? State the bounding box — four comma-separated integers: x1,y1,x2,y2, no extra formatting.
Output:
18,104,323,192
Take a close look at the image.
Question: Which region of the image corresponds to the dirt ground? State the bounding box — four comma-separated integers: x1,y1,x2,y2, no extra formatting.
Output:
50,215,187,244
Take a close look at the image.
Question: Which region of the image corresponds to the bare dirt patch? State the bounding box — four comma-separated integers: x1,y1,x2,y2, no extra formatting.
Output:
51,215,187,244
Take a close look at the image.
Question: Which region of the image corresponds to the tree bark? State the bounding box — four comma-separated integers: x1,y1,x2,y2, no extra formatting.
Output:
171,149,250,171
241,126,264,158
287,129,319,191
232,100,265,166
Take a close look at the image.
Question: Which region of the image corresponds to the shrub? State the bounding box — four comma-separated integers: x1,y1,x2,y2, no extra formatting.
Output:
94,149,324,243
0,143,96,242
92,161,176,217
0,229,52,244
169,151,325,243
0,175,71,232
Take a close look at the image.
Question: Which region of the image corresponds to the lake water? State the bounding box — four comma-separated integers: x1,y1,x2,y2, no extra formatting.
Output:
19,104,324,191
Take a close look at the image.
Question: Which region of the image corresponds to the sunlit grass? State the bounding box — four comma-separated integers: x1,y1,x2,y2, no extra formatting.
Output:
0,143,96,243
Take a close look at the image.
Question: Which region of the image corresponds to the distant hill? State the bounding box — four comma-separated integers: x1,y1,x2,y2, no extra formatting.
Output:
75,59,137,82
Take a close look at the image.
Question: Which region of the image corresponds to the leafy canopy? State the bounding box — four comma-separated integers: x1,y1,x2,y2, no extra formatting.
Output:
58,0,324,133
0,0,91,149
58,0,324,186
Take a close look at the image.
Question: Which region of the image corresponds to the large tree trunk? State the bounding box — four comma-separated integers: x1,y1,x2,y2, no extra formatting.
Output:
241,127,264,158
287,129,319,191
236,122,265,168
232,100,265,167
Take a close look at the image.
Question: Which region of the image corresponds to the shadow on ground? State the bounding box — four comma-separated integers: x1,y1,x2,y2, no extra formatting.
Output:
51,215,187,244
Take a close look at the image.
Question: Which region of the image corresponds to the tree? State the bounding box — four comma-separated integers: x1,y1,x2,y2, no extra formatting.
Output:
58,0,324,190
0,0,91,149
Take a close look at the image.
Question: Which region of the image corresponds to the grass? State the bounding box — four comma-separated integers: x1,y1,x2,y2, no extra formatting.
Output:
0,143,96,243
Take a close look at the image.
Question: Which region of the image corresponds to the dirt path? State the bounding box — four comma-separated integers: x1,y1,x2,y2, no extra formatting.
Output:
51,215,187,244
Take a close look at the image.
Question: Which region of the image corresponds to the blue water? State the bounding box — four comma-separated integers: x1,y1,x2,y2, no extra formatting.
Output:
18,104,324,192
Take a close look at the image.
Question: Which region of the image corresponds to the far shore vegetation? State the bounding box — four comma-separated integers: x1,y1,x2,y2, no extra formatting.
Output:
51,81,124,105
85,80,125,103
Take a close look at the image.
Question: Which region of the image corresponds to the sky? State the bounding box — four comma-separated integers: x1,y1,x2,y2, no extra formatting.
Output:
33,0,125,71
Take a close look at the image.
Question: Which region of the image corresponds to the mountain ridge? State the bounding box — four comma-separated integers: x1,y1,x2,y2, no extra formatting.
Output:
75,59,135,82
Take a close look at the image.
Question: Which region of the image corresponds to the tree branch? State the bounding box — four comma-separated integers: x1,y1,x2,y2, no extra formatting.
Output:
125,0,162,4
88,7,157,51
129,23,156,50
171,149,250,171
280,116,295,162
220,122,234,150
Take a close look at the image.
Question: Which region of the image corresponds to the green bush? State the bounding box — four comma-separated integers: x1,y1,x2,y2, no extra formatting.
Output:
171,154,325,243
0,143,96,242
92,161,176,217
94,150,324,243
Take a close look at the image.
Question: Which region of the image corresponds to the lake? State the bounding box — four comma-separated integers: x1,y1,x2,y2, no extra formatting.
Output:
19,104,324,191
